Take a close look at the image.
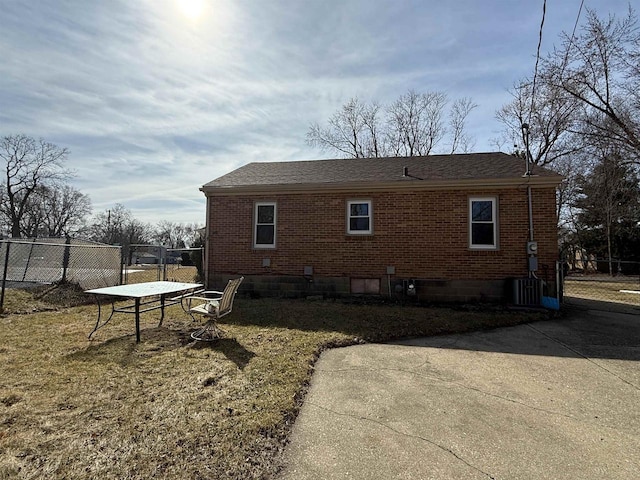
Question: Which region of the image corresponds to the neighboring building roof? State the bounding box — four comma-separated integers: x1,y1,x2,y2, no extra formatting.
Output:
202,152,563,194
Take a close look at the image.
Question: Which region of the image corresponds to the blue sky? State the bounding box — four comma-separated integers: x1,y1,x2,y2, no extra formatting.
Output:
0,0,632,224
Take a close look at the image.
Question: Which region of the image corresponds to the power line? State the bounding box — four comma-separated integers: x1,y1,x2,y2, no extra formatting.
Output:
530,0,585,121
561,0,585,73
528,0,547,126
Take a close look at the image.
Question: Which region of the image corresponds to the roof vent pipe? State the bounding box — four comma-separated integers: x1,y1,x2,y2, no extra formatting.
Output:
403,166,409,177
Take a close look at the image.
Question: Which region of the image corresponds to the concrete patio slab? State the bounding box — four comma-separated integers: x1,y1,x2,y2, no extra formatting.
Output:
279,308,640,479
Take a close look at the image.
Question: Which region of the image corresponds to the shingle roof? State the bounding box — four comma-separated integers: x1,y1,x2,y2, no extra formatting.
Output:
202,152,562,191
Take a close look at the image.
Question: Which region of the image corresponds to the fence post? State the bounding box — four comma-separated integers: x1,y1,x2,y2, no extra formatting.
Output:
200,247,205,285
21,238,37,282
556,260,563,304
160,246,167,281
61,236,71,283
0,241,11,313
120,246,125,285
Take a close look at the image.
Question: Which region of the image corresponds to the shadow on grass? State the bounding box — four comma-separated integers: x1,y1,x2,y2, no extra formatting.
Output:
67,326,189,366
67,325,256,370
220,297,640,362
189,337,256,370
224,297,546,343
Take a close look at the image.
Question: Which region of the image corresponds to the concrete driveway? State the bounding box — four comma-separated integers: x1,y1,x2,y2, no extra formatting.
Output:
278,307,640,479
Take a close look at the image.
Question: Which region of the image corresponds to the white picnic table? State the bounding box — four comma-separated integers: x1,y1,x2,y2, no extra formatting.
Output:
85,281,203,342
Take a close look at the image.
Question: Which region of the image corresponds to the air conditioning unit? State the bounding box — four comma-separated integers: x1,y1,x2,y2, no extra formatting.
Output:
512,278,543,306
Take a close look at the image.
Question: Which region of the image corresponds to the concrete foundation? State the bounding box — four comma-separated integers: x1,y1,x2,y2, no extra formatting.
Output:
207,274,556,304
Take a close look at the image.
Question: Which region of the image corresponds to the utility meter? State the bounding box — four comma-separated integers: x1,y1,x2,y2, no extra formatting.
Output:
526,241,538,255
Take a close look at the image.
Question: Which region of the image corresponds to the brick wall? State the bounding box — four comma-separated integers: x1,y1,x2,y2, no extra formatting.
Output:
205,186,559,301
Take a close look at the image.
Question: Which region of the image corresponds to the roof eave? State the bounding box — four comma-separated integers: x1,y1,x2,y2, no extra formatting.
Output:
200,175,564,196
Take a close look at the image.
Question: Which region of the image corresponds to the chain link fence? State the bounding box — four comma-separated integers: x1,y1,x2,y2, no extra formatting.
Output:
0,238,122,311
563,259,640,311
0,240,204,313
124,245,203,285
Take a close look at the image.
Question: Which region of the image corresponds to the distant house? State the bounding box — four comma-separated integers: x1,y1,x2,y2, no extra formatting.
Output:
200,152,563,303
132,253,159,265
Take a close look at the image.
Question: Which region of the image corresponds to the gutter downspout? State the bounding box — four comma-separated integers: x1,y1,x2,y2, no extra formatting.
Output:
523,123,536,279
204,191,211,288
528,184,534,243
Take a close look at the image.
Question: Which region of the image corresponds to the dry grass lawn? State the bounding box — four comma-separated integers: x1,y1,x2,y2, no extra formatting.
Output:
0,286,547,479
564,277,640,306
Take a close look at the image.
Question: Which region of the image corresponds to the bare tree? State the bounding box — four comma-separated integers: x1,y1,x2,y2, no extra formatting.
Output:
0,134,71,237
553,152,585,229
497,77,592,254
183,222,205,248
386,90,448,156
15,185,47,238
154,221,204,248
361,101,384,158
43,184,91,237
495,78,587,236
154,221,187,249
542,7,640,162
306,98,382,158
89,204,130,245
17,184,91,238
124,219,153,249
448,97,478,153
89,204,151,246
498,7,640,269
495,79,581,167
307,90,476,158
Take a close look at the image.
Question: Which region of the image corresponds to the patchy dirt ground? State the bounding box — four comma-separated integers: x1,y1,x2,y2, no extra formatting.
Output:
1,282,94,315
31,282,95,307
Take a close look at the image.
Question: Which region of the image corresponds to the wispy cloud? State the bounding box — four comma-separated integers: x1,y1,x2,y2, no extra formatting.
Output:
0,0,632,223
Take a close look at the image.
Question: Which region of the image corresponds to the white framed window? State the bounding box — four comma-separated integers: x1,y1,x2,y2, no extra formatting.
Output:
469,197,498,249
347,200,372,235
254,202,276,248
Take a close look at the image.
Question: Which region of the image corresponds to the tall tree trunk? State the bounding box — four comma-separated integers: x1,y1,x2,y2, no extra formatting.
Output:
606,222,613,277
11,216,20,238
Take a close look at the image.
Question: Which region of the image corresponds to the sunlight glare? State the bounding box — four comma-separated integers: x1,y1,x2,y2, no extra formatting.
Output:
177,0,205,20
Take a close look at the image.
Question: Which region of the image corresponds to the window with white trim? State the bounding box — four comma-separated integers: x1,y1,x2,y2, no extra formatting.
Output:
347,200,372,234
469,197,497,249
254,202,276,248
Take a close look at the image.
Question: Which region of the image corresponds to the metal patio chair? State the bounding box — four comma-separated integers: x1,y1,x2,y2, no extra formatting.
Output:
185,276,244,341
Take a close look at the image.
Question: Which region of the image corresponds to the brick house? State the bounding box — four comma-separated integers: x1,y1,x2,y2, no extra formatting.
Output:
200,152,563,303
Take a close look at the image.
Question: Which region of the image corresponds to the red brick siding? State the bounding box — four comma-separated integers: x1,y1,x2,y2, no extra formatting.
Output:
206,186,558,282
